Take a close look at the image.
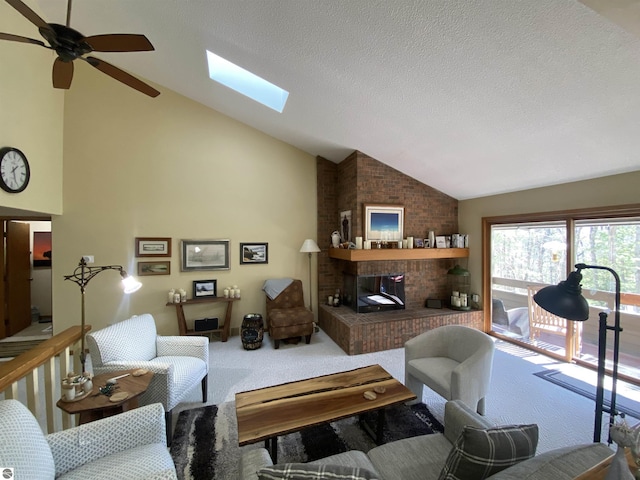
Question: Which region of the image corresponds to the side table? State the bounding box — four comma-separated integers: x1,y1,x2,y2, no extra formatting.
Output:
57,369,154,424
167,297,238,341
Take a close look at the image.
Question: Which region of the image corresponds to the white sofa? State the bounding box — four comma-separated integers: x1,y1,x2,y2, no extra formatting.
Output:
0,399,177,479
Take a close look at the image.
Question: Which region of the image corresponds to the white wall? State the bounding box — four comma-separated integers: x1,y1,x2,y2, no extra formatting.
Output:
52,62,317,336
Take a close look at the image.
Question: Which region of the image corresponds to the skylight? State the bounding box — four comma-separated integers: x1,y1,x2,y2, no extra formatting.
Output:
206,50,289,113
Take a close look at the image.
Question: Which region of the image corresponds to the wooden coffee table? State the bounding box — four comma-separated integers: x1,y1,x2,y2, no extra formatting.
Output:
57,368,154,424
235,364,416,463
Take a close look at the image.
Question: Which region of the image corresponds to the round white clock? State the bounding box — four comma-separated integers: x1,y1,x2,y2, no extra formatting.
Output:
0,147,30,193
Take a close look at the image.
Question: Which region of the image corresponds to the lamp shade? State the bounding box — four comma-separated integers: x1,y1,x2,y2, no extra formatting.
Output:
299,239,321,253
533,271,589,321
122,275,143,294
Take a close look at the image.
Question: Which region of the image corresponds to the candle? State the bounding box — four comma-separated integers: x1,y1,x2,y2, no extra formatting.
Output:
407,237,414,249
355,236,363,249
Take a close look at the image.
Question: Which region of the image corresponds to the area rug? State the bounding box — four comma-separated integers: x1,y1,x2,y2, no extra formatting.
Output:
170,401,443,480
534,369,640,419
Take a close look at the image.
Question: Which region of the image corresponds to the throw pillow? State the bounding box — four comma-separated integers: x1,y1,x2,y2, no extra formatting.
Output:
438,423,539,480
258,463,380,480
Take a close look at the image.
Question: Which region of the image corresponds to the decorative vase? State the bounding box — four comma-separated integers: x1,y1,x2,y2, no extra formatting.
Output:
331,231,341,248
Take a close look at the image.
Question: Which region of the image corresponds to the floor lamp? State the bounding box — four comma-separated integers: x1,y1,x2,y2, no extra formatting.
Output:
299,239,320,312
64,256,142,373
533,263,622,443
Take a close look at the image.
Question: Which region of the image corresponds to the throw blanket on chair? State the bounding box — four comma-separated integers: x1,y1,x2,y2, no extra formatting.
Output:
263,278,294,300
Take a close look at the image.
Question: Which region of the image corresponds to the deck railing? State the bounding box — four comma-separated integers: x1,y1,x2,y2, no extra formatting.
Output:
0,325,89,433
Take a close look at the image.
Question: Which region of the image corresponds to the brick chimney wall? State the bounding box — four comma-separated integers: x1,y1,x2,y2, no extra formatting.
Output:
317,151,462,309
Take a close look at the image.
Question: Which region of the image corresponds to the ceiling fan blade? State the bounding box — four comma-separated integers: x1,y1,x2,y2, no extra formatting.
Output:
84,34,154,52
84,56,160,97
52,57,74,89
0,32,45,46
5,0,53,32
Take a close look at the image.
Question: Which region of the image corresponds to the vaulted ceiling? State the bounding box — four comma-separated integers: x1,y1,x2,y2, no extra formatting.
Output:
21,0,640,199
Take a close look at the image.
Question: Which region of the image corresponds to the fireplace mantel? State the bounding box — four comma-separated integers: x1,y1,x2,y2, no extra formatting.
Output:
328,247,468,262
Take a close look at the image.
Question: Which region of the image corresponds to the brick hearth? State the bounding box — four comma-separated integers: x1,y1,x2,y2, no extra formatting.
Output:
318,305,483,355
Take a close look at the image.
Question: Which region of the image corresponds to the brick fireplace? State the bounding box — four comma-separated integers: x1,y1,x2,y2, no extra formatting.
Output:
316,151,482,354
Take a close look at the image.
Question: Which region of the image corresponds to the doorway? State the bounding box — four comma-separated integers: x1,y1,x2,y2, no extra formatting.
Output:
0,218,52,342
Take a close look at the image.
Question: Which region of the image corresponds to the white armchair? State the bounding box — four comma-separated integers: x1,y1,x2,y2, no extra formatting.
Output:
86,313,209,443
0,399,177,479
404,325,495,414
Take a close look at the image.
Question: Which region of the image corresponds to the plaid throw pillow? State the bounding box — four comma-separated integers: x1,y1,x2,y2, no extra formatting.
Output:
438,423,539,480
258,463,380,480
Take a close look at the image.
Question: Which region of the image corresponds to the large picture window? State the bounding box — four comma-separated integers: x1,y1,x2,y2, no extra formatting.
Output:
483,205,640,385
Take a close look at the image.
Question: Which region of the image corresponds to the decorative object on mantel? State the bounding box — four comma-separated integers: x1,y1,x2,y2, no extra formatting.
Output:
299,239,321,312
364,204,404,243
331,231,341,248
64,256,142,372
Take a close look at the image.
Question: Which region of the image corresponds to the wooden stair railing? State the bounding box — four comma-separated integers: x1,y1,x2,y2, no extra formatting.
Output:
0,325,90,433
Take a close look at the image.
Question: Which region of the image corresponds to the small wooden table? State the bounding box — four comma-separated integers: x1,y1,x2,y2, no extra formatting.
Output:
167,297,238,341
57,369,154,424
574,448,636,480
235,364,416,463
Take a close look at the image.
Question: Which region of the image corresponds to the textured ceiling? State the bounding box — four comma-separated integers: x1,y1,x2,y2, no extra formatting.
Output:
18,0,640,199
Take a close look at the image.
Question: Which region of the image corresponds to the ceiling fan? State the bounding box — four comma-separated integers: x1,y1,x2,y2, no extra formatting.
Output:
0,0,160,97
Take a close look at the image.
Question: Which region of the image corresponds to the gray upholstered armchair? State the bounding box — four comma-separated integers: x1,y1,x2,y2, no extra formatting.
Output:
0,399,177,479
404,325,495,414
86,313,209,442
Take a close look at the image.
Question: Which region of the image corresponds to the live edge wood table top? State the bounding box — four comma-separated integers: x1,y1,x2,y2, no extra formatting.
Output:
235,364,416,458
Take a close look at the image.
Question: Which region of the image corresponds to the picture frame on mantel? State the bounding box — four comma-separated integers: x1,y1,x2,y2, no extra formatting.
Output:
364,204,404,242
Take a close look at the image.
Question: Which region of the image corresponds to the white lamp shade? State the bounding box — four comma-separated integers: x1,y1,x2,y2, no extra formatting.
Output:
122,275,142,294
299,239,321,253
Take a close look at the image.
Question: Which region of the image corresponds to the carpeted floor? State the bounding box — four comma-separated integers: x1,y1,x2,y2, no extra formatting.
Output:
534,369,640,418
170,401,443,480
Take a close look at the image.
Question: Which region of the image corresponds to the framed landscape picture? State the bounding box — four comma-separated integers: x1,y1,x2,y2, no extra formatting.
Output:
135,237,172,257
137,261,171,276
193,279,217,298
181,239,230,271
240,242,268,264
364,204,404,242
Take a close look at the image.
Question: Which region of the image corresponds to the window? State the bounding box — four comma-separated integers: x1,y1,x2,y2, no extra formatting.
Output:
484,205,640,384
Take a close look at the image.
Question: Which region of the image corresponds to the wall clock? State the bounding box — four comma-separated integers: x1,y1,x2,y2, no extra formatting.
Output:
0,147,30,193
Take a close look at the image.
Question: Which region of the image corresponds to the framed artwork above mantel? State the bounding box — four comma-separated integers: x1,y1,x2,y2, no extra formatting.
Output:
364,204,404,242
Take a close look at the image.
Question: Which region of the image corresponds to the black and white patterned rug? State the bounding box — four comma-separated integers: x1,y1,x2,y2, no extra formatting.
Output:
169,401,443,480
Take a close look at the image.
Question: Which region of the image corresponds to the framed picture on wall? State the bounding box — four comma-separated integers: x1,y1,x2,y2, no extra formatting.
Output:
339,210,352,243
240,242,268,264
135,237,172,257
137,261,171,276
33,231,52,268
364,204,404,242
181,239,230,271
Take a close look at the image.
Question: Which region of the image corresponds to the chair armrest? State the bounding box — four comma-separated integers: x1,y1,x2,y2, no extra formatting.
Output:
240,448,274,480
443,400,493,444
450,346,495,402
47,403,167,476
157,336,209,365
